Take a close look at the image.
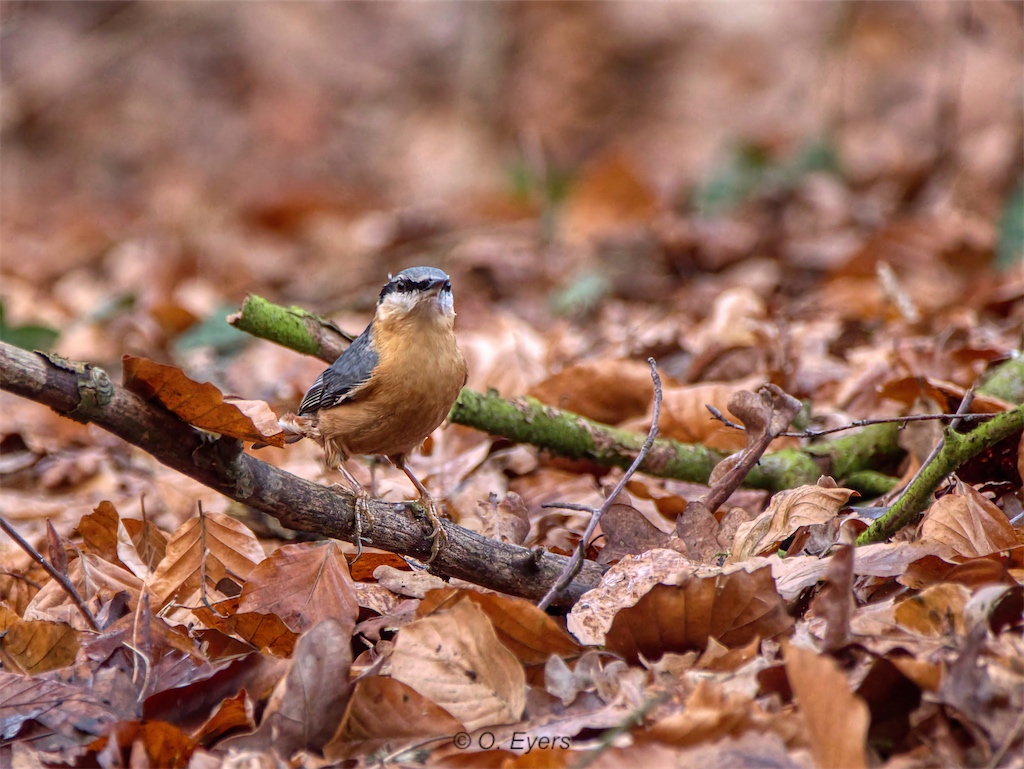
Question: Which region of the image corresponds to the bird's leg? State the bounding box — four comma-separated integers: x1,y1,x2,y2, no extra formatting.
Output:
330,461,374,562
392,455,447,563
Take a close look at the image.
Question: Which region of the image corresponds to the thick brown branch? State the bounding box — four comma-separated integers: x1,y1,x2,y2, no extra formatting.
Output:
0,342,606,606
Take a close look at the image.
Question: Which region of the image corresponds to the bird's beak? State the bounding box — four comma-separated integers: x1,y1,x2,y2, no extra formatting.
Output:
423,278,447,296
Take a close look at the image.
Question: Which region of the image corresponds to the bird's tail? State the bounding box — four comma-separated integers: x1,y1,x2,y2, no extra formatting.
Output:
250,413,310,450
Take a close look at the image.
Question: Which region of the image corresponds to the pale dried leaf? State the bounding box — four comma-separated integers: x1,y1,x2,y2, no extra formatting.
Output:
388,597,526,732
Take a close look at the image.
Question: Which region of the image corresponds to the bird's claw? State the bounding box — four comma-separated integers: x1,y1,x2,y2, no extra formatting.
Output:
416,497,447,564
330,483,374,563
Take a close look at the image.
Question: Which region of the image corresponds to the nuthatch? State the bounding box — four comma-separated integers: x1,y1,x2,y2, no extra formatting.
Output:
281,266,467,562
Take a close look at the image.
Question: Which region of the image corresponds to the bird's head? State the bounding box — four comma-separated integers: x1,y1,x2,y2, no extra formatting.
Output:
377,266,455,322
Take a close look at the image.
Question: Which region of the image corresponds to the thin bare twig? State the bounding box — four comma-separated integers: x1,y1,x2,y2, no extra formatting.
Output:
899,385,977,498
0,515,101,632
537,358,663,611
706,405,999,438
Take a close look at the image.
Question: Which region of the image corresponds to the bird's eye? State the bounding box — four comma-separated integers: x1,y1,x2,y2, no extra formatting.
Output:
443,279,451,291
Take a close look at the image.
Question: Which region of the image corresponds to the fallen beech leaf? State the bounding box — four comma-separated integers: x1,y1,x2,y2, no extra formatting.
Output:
894,583,970,637
729,481,857,562
0,671,122,742
920,482,1018,557
388,596,526,732
567,549,721,646
603,566,792,662
238,541,358,635
24,553,143,628
878,375,1014,414
191,691,255,747
809,536,855,652
643,678,781,747
76,501,120,562
88,720,196,768
0,606,79,674
149,512,265,608
598,502,671,563
227,619,353,757
121,517,168,575
675,500,721,563
529,359,657,425
122,355,286,447
192,597,298,657
346,551,411,581
785,642,868,769
323,676,463,761
418,590,581,666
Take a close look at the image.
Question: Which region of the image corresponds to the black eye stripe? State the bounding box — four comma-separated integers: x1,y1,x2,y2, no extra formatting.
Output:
379,273,451,301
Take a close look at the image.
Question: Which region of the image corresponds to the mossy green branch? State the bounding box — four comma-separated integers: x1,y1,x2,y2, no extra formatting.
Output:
229,295,909,494
228,295,351,360
856,404,1024,545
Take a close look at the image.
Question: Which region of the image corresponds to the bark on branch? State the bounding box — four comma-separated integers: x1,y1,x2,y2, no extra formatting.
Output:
0,341,606,606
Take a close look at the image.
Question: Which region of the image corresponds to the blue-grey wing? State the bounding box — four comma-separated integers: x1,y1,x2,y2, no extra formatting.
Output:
298,324,379,415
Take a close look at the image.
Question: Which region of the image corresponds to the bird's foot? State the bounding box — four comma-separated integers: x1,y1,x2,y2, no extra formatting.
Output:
329,483,374,562
414,496,448,564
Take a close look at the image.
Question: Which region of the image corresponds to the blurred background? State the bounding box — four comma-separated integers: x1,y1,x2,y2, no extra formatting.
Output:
1,2,1022,515
3,3,1020,347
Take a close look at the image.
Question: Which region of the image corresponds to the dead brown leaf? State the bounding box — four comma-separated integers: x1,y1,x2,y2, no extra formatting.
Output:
148,511,265,608
529,359,657,425
598,502,671,563
0,605,80,674
123,355,286,447
387,596,526,732
920,482,1019,557
224,618,353,757
603,566,792,663
238,541,358,635
323,676,463,761
784,642,868,769
87,721,196,768
729,480,858,562
192,597,298,657
418,589,581,666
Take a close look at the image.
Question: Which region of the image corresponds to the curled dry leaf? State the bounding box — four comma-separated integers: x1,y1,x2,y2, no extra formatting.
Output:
387,596,526,732
323,676,462,761
237,541,358,635
919,481,1019,558
122,355,285,447
568,549,718,646
229,619,353,757
191,690,255,747
728,481,858,562
76,502,168,579
418,589,581,666
87,720,197,769
602,566,792,663
24,553,143,628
